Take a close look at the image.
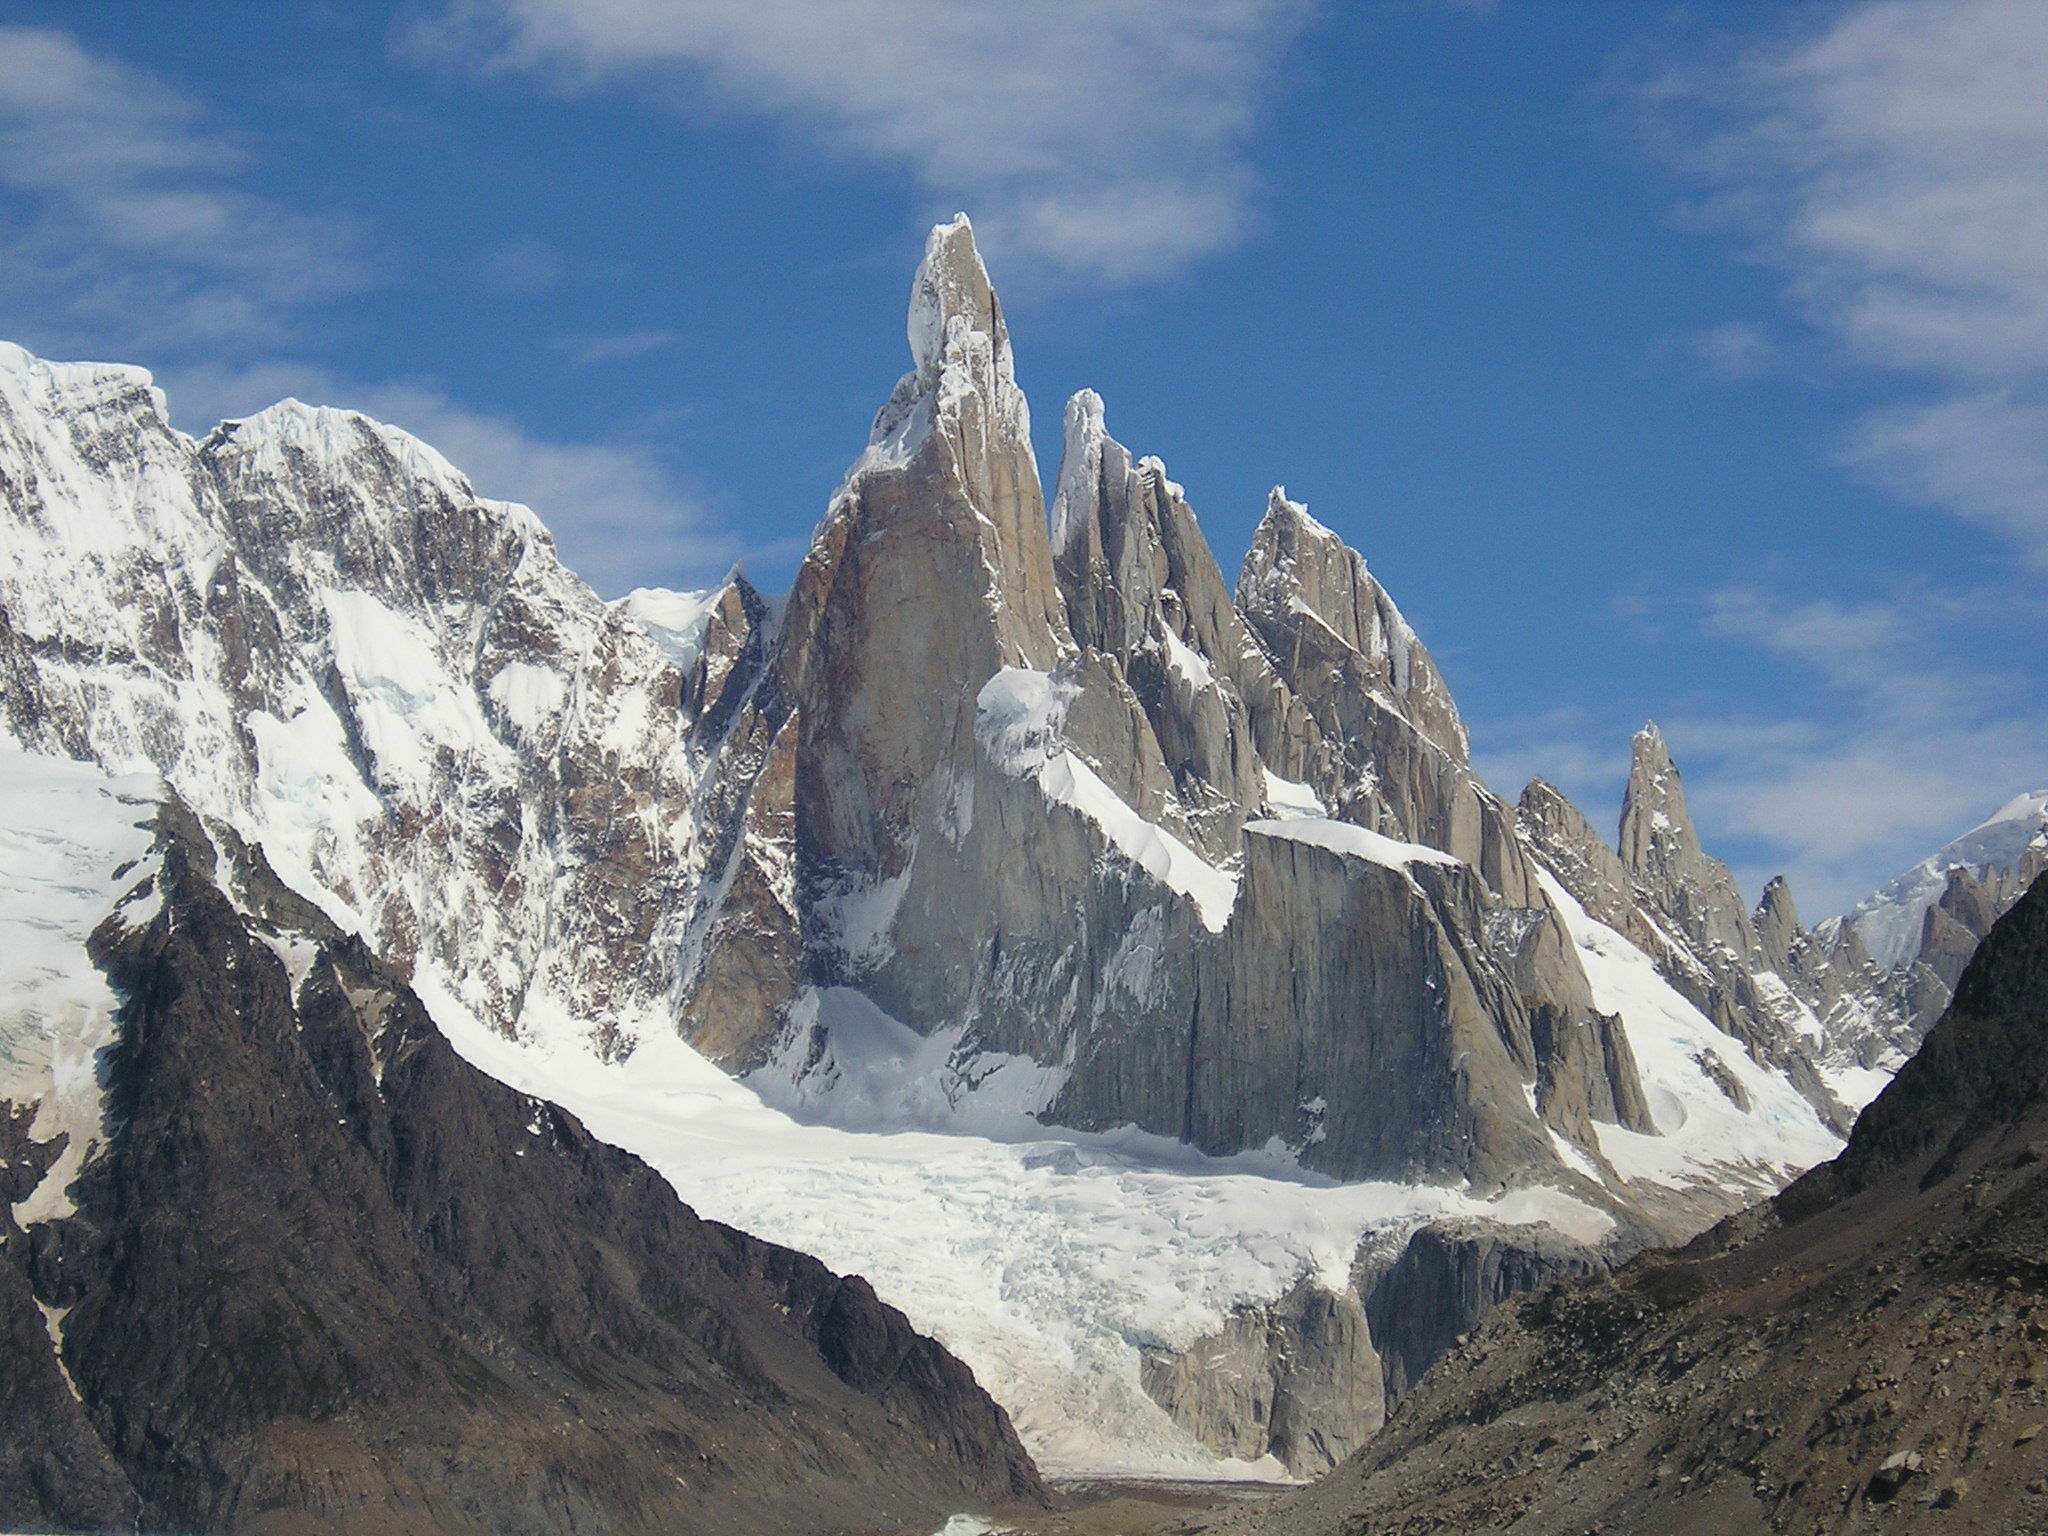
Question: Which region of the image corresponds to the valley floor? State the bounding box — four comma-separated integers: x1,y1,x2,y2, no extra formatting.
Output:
896,1478,1290,1536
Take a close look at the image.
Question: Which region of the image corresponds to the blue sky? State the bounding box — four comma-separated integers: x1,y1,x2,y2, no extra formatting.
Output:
3,0,2046,917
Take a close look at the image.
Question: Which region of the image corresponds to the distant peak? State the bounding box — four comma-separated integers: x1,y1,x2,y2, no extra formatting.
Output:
1758,873,1802,931
1630,721,1676,775
1050,389,1112,555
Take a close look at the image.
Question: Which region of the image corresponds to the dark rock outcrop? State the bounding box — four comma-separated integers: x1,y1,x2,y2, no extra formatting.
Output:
1361,1218,1607,1402
0,808,1042,1536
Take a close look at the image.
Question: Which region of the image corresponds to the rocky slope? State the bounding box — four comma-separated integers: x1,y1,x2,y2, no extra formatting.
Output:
1195,871,2048,1536
0,217,2019,1479
0,754,1042,1536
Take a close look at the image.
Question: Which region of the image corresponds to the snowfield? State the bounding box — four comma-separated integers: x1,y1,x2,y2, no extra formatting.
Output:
419,967,1614,1479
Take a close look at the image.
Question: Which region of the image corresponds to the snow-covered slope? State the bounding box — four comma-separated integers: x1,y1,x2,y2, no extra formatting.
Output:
424,975,1612,1479
0,751,161,1227
0,340,722,1068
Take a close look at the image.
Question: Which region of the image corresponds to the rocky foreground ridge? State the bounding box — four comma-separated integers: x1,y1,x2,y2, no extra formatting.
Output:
0,757,1042,1536
1,217,2042,1477
1195,870,2048,1536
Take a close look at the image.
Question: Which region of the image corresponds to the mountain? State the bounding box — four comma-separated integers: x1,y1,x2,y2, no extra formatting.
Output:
0,752,1042,1535
1853,791,2048,971
1196,868,2048,1536
0,217,2025,1482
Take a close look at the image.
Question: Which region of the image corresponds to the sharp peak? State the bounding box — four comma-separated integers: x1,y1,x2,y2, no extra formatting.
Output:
1630,721,1674,766
1257,486,1337,541
1051,388,1152,555
907,213,1002,379
1063,387,1108,443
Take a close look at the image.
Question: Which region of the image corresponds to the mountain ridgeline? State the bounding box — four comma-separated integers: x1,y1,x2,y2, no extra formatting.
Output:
1,216,2043,1493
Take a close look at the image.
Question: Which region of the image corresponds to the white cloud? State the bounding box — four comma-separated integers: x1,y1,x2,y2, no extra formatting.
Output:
1670,0,2048,556
167,361,742,596
556,329,683,368
412,0,1316,283
1844,389,2048,564
0,26,363,350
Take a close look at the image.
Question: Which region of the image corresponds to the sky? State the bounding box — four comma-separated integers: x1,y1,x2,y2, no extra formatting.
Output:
2,0,2045,917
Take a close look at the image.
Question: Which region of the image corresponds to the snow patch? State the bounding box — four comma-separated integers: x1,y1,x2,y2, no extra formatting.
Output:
0,751,162,1227
615,585,718,672
1245,817,1459,870
816,862,917,971
1162,624,1216,691
977,668,1239,932
487,662,568,735
1260,770,1326,822
751,987,1067,1136
323,589,503,788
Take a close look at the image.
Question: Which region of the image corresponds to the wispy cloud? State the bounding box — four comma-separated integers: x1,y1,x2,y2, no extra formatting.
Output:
410,0,1317,284
167,361,744,596
0,25,363,351
555,329,682,369
1692,319,1773,380
1671,585,2048,913
1661,0,2048,558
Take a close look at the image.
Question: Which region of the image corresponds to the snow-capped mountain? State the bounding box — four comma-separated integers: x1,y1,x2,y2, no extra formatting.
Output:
1852,792,2048,970
0,217,2026,1483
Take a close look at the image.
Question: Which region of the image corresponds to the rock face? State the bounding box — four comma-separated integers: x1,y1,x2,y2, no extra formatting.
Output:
1361,1218,1607,1403
1141,1280,1383,1479
1197,873,2048,1536
682,221,1688,1211
0,778,1042,1536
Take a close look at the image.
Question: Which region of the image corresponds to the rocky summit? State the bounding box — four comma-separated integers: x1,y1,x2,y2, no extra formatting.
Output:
1,218,2044,1504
